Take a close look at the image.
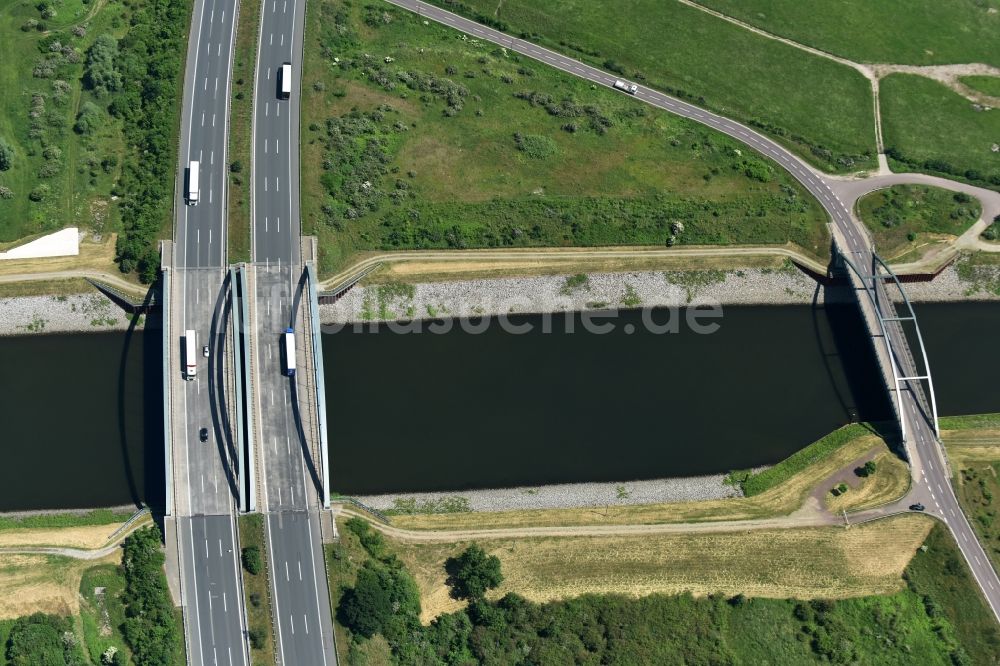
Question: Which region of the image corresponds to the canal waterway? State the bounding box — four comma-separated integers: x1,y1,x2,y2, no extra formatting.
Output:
325,301,1000,495
0,300,996,511
0,329,161,512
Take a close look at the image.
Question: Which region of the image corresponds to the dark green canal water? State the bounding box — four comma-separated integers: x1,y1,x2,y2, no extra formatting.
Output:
0,300,996,511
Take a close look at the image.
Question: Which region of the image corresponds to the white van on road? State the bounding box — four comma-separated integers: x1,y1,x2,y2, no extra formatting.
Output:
187,160,200,205
279,62,291,99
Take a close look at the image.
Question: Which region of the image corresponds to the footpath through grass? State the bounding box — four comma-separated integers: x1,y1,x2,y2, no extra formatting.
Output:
694,0,1000,68
421,0,876,172
238,514,275,665
882,74,1000,191
857,184,982,257
301,0,829,275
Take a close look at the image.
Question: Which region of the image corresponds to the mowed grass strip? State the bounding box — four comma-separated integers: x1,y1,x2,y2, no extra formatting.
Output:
881,74,1000,187
238,514,275,665
387,430,883,531
226,0,260,264
695,0,1000,67
857,184,982,258
424,0,876,171
390,514,934,622
301,1,829,275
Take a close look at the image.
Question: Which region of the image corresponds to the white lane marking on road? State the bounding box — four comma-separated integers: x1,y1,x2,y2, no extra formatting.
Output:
963,532,969,542
264,178,268,192
290,615,294,634
221,10,225,22
219,539,223,556
228,648,232,666
214,77,219,98
283,0,287,11
976,555,982,565
271,389,274,405
286,435,290,454
204,77,208,90
277,217,280,232
273,436,277,454
213,113,216,127
270,33,273,45
276,139,279,154
264,139,268,154
265,102,269,116
277,104,280,117
209,187,213,204
281,33,284,46
304,614,309,634
201,112,205,126
276,177,279,192
285,561,290,581
223,592,228,612
298,560,303,580
210,9,214,22
278,487,282,505
272,0,275,12
206,41,210,54
267,67,271,80
197,229,200,243
209,229,212,244
210,150,214,165
217,43,221,56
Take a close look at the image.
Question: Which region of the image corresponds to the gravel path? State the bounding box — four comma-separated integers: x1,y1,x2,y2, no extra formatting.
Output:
353,472,746,514
0,292,141,336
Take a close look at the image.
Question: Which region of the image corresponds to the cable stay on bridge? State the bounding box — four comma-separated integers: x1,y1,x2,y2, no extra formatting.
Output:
837,246,941,442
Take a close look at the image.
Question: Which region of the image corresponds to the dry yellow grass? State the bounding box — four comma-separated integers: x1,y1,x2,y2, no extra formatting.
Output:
0,517,146,550
826,450,911,514
390,434,882,531
0,551,120,620
943,428,1000,471
0,233,118,278
391,514,933,622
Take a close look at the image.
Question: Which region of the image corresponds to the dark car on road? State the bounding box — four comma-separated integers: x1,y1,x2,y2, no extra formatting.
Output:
199,427,209,442
909,503,925,511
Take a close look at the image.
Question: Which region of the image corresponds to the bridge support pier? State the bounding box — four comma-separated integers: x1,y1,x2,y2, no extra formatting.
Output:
233,266,257,512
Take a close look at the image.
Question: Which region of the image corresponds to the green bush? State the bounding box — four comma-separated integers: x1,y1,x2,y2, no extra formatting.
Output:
74,101,102,135
248,627,266,649
5,613,85,666
445,544,504,600
0,138,14,171
513,132,557,159
84,34,122,95
242,546,262,575
120,526,179,666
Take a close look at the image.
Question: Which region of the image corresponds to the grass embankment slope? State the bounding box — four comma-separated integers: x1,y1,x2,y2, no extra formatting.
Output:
421,0,875,172
0,0,128,242
962,75,1000,98
881,74,1000,189
301,0,829,276
857,184,983,259
329,514,998,665
694,0,1000,67
942,413,1000,573
386,424,886,531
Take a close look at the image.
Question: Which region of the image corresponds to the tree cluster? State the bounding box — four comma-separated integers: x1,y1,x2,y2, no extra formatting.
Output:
120,526,179,666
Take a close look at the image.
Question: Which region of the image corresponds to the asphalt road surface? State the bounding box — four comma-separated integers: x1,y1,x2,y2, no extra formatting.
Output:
386,0,1000,625
251,0,338,661
174,0,248,663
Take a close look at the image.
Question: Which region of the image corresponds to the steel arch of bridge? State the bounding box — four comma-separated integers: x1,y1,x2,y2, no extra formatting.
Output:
839,248,941,443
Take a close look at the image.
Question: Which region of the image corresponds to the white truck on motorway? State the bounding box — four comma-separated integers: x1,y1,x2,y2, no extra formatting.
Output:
613,79,638,95
283,328,296,377
279,62,291,99
184,329,197,380
187,160,199,205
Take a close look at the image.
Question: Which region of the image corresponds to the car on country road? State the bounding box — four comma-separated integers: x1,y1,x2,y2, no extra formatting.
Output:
909,503,925,511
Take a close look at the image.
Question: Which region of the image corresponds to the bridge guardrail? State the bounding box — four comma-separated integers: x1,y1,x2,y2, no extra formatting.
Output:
334,497,392,525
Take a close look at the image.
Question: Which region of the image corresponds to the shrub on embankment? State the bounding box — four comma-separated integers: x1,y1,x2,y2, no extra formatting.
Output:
120,525,180,666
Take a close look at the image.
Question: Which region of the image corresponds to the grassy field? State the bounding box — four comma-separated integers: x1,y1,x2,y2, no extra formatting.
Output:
78,563,133,666
238,514,275,665
694,0,1000,67
962,75,1000,98
387,428,882,531
391,515,933,622
904,523,1000,665
0,552,119,620
826,449,911,514
881,74,1000,189
421,0,875,172
226,0,259,264
301,0,831,275
857,184,983,257
0,0,128,243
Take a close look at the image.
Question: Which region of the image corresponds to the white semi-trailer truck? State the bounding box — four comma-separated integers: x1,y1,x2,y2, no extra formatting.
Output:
184,329,197,380
187,160,200,205
613,79,638,94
